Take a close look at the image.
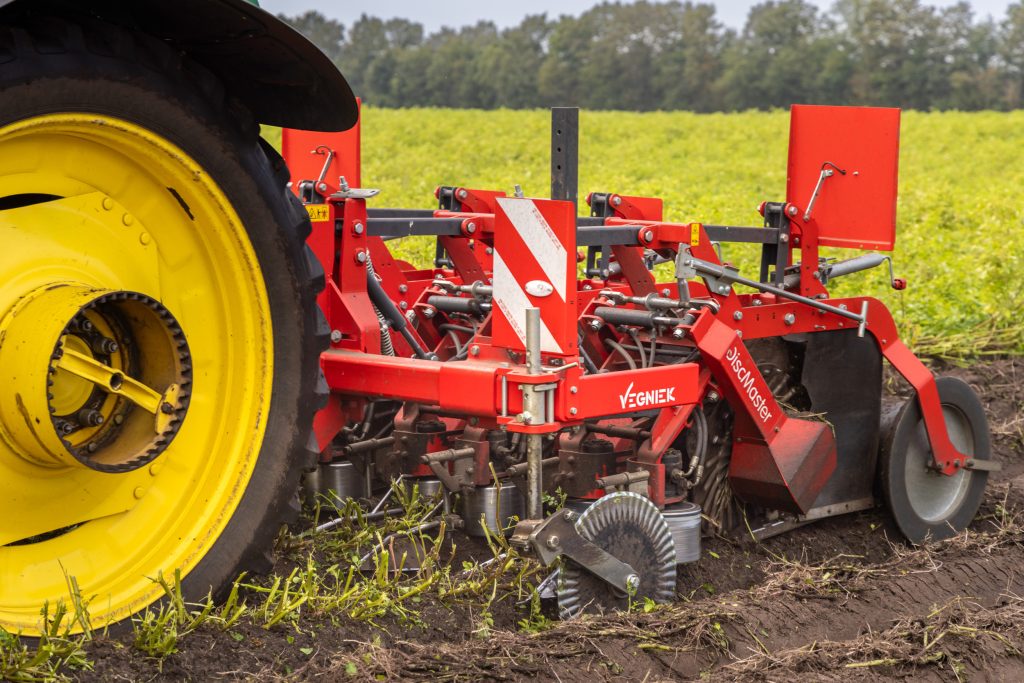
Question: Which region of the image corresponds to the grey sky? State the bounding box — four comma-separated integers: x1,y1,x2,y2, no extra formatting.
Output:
260,0,1016,33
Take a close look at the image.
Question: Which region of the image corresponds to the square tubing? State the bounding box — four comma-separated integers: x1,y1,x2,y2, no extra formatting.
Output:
551,108,579,215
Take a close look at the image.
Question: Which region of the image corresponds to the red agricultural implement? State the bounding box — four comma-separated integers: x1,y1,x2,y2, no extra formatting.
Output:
284,105,994,614
0,0,992,632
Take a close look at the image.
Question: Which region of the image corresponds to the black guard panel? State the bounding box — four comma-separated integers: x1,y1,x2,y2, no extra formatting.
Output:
801,329,883,508
0,0,358,131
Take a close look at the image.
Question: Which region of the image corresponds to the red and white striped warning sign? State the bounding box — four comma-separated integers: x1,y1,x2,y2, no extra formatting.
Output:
492,197,577,356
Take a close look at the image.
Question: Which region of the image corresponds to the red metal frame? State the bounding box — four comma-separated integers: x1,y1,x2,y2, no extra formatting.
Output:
286,103,969,517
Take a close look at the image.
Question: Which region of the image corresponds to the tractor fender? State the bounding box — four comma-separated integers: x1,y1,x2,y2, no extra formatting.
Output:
0,0,357,132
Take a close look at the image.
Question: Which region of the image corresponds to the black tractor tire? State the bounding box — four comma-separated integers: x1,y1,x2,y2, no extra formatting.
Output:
0,14,327,629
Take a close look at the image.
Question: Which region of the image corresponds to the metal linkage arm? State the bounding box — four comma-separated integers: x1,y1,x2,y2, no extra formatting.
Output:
682,253,870,336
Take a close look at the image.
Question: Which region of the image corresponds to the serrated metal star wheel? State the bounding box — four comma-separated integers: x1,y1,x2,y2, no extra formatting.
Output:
557,492,677,618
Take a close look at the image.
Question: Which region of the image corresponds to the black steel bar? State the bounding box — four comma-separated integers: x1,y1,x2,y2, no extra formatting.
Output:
577,226,643,247
365,217,464,238
704,225,779,244
551,108,579,213
367,208,437,219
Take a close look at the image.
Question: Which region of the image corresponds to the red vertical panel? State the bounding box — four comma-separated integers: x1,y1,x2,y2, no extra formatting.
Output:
787,105,900,251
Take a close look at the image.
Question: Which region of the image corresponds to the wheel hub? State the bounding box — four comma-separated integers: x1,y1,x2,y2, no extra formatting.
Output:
0,283,191,472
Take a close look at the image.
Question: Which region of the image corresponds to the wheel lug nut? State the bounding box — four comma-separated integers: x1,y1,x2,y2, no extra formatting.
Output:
92,338,119,355
77,409,105,426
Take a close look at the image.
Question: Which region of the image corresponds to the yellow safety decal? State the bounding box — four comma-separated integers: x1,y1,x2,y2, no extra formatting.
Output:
306,204,330,222
690,223,701,247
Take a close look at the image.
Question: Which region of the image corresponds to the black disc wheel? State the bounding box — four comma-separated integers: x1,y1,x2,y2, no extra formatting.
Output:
880,377,991,544
557,492,677,618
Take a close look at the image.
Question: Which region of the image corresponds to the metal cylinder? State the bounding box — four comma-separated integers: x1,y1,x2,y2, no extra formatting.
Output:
463,484,525,537
319,460,364,504
403,477,444,502
663,502,702,564
524,307,544,520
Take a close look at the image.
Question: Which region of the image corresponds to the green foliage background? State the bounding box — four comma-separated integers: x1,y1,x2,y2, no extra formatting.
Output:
265,108,1024,358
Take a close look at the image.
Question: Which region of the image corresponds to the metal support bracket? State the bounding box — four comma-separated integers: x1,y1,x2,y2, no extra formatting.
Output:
511,511,640,593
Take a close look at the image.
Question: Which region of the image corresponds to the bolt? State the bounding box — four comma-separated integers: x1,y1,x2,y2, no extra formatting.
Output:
486,247,494,255
86,442,98,453
458,189,468,199
672,328,685,339
642,229,654,242
569,407,578,416
353,222,364,235
122,213,134,227
160,402,174,414
398,284,409,294
625,574,640,593
546,535,561,550
92,337,119,355
706,390,720,403
780,233,789,243
589,319,602,331
466,222,477,234
149,461,163,476
563,510,576,521
839,304,849,311
583,284,592,291
662,288,671,297
784,313,796,326
79,319,94,333
330,329,342,343
101,197,114,211
786,205,798,217
470,345,480,356
612,196,622,206
317,182,328,193
133,486,145,500
113,414,125,426
139,232,152,246
733,311,743,321
355,251,367,264
399,301,408,310
423,307,436,319
570,386,578,394
77,409,104,427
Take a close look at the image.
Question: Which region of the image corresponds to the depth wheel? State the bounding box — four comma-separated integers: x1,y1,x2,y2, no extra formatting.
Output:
0,17,327,634
557,492,676,618
880,377,991,543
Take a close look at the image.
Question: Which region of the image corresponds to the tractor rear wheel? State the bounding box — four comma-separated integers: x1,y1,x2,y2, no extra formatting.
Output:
0,18,326,634
879,377,991,543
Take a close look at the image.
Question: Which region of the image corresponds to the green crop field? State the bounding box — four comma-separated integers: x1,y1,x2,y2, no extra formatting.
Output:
265,108,1024,358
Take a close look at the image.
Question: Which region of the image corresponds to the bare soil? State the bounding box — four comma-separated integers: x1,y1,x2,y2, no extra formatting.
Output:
77,358,1024,682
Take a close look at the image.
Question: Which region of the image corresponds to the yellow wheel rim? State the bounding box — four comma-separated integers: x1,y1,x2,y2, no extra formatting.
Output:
0,114,274,634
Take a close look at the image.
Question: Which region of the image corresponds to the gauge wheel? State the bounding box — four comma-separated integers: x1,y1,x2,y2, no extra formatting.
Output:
879,377,991,544
0,17,328,634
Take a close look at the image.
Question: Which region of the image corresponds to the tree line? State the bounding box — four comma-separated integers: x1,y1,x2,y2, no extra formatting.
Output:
282,0,1024,111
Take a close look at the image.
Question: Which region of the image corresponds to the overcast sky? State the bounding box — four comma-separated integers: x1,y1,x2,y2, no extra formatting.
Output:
260,0,1015,32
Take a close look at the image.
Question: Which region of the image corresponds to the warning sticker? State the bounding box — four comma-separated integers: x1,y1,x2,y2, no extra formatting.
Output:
305,205,330,222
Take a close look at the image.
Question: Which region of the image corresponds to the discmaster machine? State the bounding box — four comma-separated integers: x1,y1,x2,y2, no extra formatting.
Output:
0,0,993,631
